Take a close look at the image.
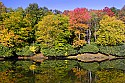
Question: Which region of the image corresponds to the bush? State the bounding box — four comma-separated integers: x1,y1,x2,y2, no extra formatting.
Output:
98,44,125,57
41,44,77,56
16,43,41,56
16,46,34,56
0,44,13,57
79,44,99,53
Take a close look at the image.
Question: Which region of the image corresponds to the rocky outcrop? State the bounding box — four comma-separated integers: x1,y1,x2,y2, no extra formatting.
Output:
18,53,48,62
67,53,121,62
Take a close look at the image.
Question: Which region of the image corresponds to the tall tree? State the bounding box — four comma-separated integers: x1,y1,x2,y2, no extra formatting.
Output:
0,1,6,14
0,11,32,48
103,7,115,17
96,15,125,46
110,7,119,16
90,9,104,42
25,3,52,27
118,5,125,23
69,8,91,47
36,14,71,48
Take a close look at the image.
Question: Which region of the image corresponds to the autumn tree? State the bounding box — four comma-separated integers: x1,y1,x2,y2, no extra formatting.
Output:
36,14,71,48
63,10,70,16
90,9,104,41
69,8,91,47
96,15,125,46
0,1,6,21
118,5,125,23
0,1,6,14
0,11,32,48
103,7,115,17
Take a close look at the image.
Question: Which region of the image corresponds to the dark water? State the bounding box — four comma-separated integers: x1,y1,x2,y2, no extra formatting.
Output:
0,59,125,83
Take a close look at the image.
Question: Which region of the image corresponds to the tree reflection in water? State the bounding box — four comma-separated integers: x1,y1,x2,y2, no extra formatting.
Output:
0,59,125,83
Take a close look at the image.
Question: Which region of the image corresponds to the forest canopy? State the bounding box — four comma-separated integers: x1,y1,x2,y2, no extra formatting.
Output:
0,1,125,57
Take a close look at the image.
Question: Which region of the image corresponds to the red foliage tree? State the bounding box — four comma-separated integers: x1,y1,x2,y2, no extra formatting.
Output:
103,7,115,17
69,8,91,47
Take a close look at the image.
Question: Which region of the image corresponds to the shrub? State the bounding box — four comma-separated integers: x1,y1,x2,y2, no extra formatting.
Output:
98,44,125,57
16,46,34,56
41,44,77,56
79,44,99,53
0,44,13,57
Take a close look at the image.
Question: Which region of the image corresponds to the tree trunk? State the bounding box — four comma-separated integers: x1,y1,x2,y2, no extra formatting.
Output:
78,33,80,40
89,71,92,83
94,23,97,42
88,29,91,44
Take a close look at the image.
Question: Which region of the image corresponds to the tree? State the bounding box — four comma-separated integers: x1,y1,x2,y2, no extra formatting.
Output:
69,8,91,47
0,1,6,14
52,9,62,14
25,3,52,27
103,7,115,17
0,1,6,21
110,7,119,16
36,14,71,48
118,5,125,23
96,15,125,46
90,9,104,42
0,11,32,48
63,10,70,16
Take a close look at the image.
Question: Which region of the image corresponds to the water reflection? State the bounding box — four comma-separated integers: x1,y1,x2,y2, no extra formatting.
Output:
0,59,125,83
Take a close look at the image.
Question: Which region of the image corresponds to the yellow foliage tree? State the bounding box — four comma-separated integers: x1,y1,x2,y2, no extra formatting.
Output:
96,15,125,45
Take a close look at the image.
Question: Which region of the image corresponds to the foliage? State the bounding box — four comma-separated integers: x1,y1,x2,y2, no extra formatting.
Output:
41,44,77,56
110,7,119,16
100,59,125,70
96,69,125,83
96,15,125,46
69,8,91,47
89,9,103,42
73,40,86,48
79,62,99,71
36,14,71,48
0,61,12,71
0,11,33,48
79,44,99,53
16,46,33,56
0,44,13,57
118,9,125,22
99,45,120,55
103,7,115,17
0,2,6,14
98,44,125,57
25,3,52,27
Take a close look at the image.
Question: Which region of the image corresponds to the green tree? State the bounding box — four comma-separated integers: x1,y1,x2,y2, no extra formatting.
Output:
96,15,125,45
36,14,71,48
25,3,52,27
90,9,104,42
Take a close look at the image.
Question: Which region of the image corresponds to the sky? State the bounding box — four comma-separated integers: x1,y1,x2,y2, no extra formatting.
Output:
1,0,125,11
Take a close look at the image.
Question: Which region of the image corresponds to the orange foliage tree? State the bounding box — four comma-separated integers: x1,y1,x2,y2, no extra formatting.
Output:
69,8,91,47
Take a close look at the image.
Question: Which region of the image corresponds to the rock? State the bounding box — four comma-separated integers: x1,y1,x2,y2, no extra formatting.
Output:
77,53,116,62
